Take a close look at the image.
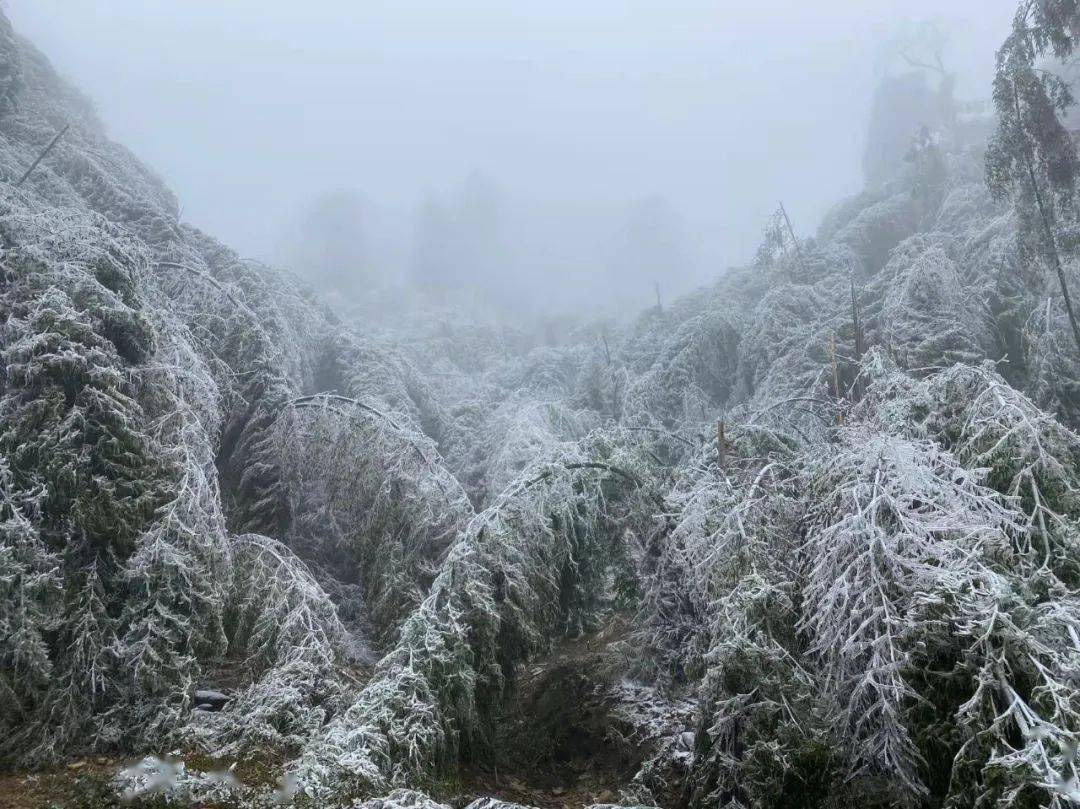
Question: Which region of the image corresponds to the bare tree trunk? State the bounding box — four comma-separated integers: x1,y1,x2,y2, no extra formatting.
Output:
16,124,69,187
1012,85,1080,352
716,419,726,470
829,332,844,425
779,200,808,274
850,279,864,401
1027,162,1080,352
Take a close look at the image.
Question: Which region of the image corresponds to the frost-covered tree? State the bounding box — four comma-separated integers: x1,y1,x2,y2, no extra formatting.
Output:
0,459,61,761
0,280,168,561
3,5,1080,807
275,393,472,638
0,195,230,762
874,234,992,369
987,0,1080,351
185,533,351,756
294,444,662,799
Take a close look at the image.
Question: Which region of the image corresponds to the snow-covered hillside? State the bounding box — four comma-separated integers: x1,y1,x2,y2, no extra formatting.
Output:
2,5,1080,808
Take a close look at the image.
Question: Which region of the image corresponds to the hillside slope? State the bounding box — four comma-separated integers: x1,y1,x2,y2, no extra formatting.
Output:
1,8,1080,809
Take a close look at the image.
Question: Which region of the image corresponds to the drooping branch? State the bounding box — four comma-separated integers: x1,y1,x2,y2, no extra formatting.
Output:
521,460,646,490
155,261,261,324
282,392,439,471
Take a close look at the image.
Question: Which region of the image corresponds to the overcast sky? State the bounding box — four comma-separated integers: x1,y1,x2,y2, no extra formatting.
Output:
6,0,1016,305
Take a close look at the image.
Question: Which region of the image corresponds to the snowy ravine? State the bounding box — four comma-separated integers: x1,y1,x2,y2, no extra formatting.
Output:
2,4,1080,809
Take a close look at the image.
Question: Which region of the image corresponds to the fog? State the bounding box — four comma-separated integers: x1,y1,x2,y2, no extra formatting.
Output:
8,0,1015,319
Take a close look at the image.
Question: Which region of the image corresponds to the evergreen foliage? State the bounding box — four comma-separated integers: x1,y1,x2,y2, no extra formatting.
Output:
2,4,1080,808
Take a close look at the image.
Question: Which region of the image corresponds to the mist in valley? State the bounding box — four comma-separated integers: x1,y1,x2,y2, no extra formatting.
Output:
9,0,1012,324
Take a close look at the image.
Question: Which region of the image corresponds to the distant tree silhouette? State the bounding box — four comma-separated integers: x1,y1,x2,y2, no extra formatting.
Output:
290,190,368,297
864,22,956,186
410,171,507,298
609,195,686,311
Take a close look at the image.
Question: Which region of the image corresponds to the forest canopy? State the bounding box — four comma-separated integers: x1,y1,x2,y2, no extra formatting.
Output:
2,2,1080,809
